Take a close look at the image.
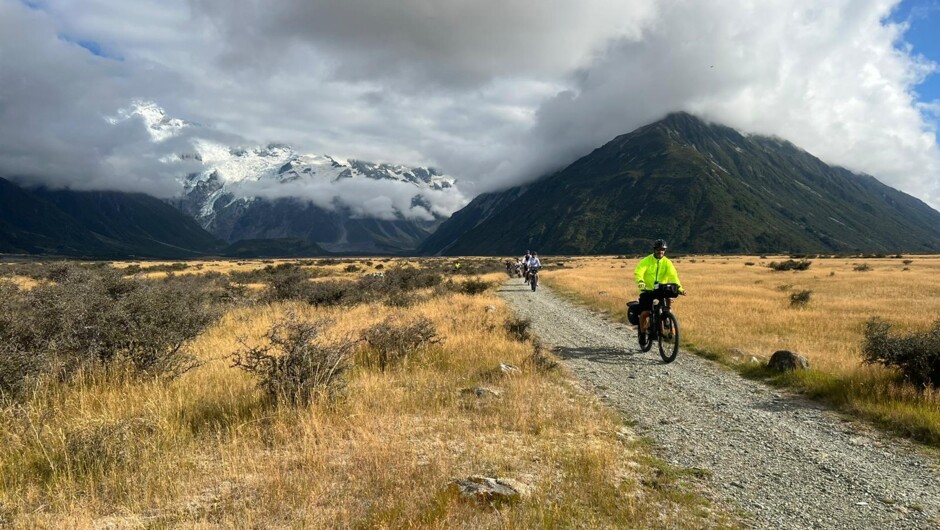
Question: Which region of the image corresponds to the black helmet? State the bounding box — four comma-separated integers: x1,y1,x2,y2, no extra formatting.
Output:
653,239,668,250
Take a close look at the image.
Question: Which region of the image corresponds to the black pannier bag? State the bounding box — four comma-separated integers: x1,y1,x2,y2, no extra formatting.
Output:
626,301,640,325
656,283,681,298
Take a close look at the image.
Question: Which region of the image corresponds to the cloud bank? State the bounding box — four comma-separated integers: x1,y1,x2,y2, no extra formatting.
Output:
1,0,938,210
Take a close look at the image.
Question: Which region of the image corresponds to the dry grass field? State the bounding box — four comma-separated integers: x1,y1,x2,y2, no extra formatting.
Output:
543,254,940,445
0,260,733,528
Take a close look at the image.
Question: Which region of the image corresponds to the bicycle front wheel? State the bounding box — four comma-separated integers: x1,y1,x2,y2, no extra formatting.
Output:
658,312,680,363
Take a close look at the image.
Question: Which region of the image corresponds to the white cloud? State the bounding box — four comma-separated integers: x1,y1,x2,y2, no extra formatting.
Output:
1,0,938,210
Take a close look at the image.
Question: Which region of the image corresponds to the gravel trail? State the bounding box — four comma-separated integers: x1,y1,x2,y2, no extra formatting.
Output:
499,279,940,529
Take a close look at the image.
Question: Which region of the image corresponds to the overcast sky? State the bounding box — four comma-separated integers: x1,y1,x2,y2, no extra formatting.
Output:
2,0,939,211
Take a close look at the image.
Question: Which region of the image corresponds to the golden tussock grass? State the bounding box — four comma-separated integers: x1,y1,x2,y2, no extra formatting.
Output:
0,264,732,528
544,254,940,444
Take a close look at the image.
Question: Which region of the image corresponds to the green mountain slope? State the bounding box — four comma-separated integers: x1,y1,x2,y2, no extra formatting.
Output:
0,178,221,258
424,113,940,255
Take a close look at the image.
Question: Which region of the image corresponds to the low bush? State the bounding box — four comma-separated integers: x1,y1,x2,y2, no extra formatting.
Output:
853,263,872,272
862,318,940,389
64,418,156,475
233,315,354,404
360,316,438,371
457,277,491,295
0,267,220,399
505,316,532,342
767,260,812,271
789,289,812,307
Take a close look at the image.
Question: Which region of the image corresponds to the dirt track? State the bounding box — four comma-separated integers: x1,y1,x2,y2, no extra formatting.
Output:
499,279,940,529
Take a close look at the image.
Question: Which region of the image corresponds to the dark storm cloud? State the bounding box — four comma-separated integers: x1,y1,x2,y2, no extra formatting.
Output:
1,0,937,210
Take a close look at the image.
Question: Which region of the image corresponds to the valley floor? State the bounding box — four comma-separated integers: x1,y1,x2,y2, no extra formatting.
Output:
499,279,940,529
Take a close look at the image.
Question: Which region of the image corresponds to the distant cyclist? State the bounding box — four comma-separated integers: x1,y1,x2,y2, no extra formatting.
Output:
521,250,532,283
634,239,685,338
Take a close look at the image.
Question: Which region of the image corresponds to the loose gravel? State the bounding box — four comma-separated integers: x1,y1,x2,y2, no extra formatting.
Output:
500,279,940,529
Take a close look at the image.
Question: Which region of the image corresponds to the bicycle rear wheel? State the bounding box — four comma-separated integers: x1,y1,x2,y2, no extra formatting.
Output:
658,313,680,363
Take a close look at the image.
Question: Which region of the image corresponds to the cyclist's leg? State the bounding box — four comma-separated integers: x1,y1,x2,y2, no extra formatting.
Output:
638,291,653,334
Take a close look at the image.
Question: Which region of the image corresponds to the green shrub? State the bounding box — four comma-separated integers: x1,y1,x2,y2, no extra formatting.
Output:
458,277,491,295
360,316,438,371
0,268,220,398
789,289,812,307
233,315,354,404
768,260,811,271
862,318,940,389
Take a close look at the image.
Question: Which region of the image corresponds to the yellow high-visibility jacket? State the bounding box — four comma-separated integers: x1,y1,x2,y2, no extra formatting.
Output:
634,254,683,291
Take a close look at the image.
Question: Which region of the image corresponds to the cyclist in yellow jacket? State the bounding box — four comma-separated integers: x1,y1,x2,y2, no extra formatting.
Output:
634,239,685,340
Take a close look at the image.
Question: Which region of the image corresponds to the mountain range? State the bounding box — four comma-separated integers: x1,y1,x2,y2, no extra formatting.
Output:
0,177,219,258
122,102,462,254
2,111,939,258
420,112,940,255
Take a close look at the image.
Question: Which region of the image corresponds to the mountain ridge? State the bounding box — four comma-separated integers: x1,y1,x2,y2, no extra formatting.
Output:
420,112,940,255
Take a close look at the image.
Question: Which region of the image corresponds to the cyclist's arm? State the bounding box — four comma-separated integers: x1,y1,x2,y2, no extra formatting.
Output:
633,257,649,290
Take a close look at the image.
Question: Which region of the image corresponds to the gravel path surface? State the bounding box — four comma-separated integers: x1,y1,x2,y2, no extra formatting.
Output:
499,279,940,529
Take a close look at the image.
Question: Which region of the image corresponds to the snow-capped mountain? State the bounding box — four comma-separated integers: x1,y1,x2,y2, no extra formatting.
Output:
115,101,464,253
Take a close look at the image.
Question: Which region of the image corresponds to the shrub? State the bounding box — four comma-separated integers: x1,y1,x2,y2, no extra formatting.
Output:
862,318,940,389
768,260,811,271
383,290,418,308
382,266,442,291
505,316,532,342
744,262,755,266
0,268,220,395
853,263,872,272
360,316,438,371
233,315,354,404
344,264,361,273
64,418,155,475
525,340,557,372
458,277,491,295
789,289,812,307
903,259,913,265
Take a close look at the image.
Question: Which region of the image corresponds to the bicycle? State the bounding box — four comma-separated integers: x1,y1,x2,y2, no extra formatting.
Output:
634,283,682,363
529,266,540,291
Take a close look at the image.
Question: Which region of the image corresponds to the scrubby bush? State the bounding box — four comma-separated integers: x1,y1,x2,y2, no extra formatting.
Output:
360,316,438,371
233,315,354,404
853,263,872,272
862,318,940,389
0,267,220,398
344,264,361,273
457,277,491,295
64,417,155,475
768,260,812,271
505,316,532,342
789,289,812,307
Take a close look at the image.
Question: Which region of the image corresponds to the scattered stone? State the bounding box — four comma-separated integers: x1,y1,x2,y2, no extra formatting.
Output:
485,305,497,313
767,350,809,372
451,475,531,506
499,363,520,376
749,356,760,364
460,387,501,398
